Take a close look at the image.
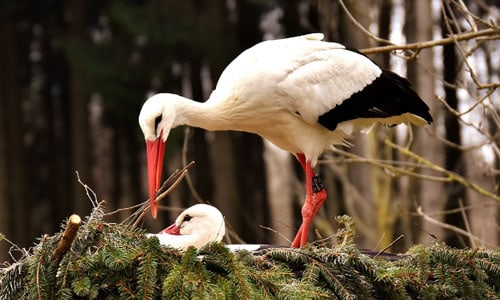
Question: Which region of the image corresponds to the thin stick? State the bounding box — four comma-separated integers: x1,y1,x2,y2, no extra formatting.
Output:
51,214,81,263
386,140,500,203
131,163,193,227
361,28,500,55
182,127,205,204
373,232,386,252
338,0,393,45
260,225,291,245
416,206,495,247
340,0,500,59
75,171,98,208
374,235,404,259
459,199,475,248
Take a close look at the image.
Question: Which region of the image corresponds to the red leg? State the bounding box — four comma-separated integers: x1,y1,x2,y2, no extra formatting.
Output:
291,154,327,247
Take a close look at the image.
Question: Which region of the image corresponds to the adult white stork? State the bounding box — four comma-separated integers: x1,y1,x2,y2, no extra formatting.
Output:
148,204,225,250
139,33,432,248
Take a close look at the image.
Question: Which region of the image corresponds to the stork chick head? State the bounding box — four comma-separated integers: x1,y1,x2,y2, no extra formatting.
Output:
159,204,226,250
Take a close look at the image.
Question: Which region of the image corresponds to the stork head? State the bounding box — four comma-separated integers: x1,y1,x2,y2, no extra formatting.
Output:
159,204,226,249
138,94,178,219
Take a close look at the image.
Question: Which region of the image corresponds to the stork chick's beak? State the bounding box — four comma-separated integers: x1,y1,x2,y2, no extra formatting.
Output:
159,223,181,235
146,134,166,219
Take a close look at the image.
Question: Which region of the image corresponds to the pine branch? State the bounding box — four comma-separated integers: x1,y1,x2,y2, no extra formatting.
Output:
2,205,499,299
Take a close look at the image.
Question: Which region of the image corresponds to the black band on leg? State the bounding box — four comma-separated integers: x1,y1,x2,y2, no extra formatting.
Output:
312,174,325,193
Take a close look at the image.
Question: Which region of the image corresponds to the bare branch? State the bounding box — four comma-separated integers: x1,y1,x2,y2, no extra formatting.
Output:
338,0,394,45
51,214,81,263
386,140,500,203
415,206,495,247
361,28,500,57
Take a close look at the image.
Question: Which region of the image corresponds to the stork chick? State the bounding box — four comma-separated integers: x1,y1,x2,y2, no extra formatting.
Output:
148,204,225,250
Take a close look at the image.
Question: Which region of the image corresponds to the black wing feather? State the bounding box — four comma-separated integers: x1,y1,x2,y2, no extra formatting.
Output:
317,70,433,131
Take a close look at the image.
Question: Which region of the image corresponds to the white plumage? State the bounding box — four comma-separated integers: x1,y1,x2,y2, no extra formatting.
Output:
139,33,432,247
148,204,225,250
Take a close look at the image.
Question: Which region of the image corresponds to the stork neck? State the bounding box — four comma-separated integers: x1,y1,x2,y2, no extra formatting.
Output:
172,95,231,131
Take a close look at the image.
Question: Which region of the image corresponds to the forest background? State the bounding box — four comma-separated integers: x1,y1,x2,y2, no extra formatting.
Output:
1,0,499,263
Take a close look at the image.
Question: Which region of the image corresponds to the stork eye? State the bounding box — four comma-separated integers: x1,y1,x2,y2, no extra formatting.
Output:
183,214,192,222
154,115,162,132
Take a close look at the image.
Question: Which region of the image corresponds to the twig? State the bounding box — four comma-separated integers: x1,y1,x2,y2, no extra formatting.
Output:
385,140,500,203
415,206,495,247
340,0,500,90
340,0,500,61
374,235,404,259
156,161,195,204
130,162,194,227
338,0,393,45
182,127,205,204
223,220,246,244
75,171,99,208
459,199,475,248
325,147,451,183
373,233,386,252
361,28,500,55
260,225,291,245
416,202,500,217
51,214,81,263
0,234,27,263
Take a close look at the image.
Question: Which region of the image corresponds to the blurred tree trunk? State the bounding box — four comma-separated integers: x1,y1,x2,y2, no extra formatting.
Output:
270,0,304,244
336,0,378,248
88,98,115,217
441,7,469,247
0,11,26,261
68,0,92,215
40,3,72,233
282,0,308,36
189,59,214,204
370,0,398,251
496,140,500,244
404,0,443,247
195,0,238,241
462,1,498,248
219,0,269,243
112,124,150,227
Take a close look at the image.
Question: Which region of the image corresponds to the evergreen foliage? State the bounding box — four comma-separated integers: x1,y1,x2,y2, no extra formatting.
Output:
1,206,499,299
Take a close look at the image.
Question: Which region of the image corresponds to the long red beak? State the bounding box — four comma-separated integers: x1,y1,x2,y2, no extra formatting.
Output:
146,134,166,219
159,223,181,235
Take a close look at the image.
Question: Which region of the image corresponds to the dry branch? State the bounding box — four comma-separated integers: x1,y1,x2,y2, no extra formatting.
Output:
385,140,500,203
340,0,500,60
129,162,194,227
361,28,500,57
339,0,500,90
51,214,81,263
415,206,495,247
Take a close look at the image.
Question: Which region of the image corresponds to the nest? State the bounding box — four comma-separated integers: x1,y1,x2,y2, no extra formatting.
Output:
1,164,499,299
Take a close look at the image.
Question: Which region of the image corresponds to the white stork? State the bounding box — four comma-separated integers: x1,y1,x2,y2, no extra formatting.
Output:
148,204,225,250
139,33,432,248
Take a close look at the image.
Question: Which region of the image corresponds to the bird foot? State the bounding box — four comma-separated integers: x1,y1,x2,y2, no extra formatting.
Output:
291,189,328,248
311,189,327,216
291,225,304,248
